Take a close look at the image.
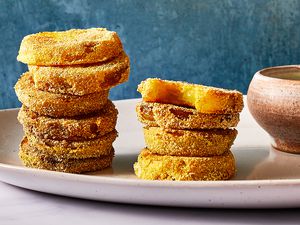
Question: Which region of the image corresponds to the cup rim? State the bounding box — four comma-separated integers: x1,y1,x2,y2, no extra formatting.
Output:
256,65,300,82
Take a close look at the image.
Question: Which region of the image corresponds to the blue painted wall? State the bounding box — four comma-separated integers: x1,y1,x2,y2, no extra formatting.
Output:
1,0,300,109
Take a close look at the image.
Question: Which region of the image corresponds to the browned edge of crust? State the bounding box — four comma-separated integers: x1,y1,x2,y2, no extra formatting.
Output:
136,101,240,129
14,72,109,117
19,138,114,173
18,100,118,141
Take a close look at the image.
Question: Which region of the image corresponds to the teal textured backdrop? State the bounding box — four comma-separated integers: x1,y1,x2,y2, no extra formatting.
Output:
1,0,300,109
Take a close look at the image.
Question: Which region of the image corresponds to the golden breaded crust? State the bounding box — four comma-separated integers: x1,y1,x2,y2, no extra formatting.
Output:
17,28,123,66
15,72,108,117
26,130,117,159
19,138,113,173
134,149,236,181
18,100,118,141
136,102,240,129
137,78,244,114
29,51,130,95
143,127,237,156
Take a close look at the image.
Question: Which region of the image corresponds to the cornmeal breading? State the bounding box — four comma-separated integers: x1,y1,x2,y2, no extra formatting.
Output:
15,27,129,174
29,51,130,95
18,100,118,141
19,138,114,173
136,101,240,129
134,149,236,181
17,28,123,66
135,78,242,181
25,130,117,159
143,127,237,157
15,72,108,117
138,78,243,114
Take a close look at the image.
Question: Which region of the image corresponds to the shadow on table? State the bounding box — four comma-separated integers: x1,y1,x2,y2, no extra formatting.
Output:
4,183,299,225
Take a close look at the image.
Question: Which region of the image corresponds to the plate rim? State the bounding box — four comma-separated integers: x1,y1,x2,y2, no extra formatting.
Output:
1,161,300,188
1,99,300,190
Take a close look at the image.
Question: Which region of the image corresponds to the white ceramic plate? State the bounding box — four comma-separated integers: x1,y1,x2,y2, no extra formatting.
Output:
1,98,300,208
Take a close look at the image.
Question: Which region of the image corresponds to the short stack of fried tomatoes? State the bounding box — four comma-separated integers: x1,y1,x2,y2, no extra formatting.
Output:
134,78,243,181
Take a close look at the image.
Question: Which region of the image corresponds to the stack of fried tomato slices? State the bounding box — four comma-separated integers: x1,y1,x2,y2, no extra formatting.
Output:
134,78,243,181
15,28,130,173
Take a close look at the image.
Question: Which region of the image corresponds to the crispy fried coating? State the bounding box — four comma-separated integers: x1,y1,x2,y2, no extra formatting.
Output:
137,78,244,114
15,72,108,117
134,149,236,181
18,100,118,141
19,138,114,173
17,28,123,66
143,127,237,157
136,102,240,129
29,51,130,95
26,130,117,159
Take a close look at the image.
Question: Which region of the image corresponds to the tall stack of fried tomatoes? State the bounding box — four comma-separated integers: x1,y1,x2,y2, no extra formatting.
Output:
15,28,130,173
134,78,243,181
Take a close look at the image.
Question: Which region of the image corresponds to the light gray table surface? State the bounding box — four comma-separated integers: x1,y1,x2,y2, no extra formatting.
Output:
0,181,299,225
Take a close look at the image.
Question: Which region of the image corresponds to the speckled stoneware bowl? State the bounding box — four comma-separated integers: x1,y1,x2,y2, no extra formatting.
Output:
247,65,300,154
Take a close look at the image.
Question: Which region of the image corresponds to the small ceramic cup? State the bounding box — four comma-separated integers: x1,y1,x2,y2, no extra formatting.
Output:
247,65,300,154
